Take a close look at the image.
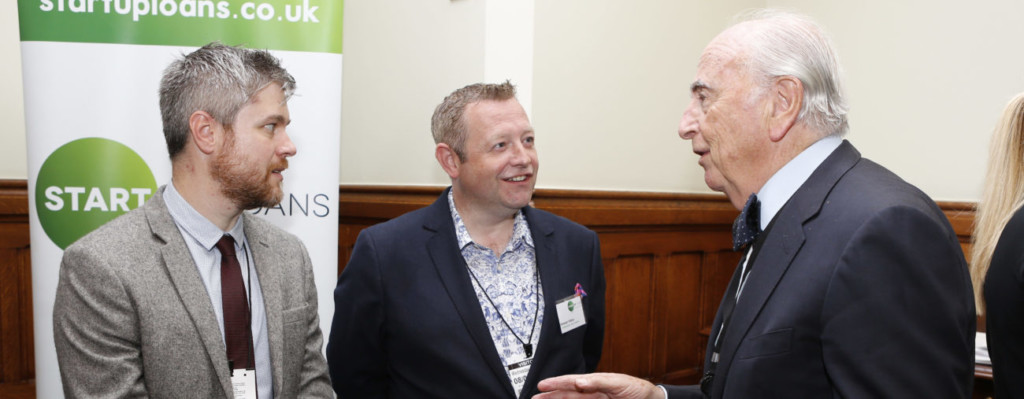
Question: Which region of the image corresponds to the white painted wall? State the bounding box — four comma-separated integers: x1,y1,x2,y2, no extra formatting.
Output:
1,0,27,180
339,0,487,186
770,0,1024,201
532,0,761,193
5,1,1023,201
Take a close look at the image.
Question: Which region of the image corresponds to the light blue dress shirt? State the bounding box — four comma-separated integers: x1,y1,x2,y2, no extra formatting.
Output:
164,182,273,398
756,135,842,231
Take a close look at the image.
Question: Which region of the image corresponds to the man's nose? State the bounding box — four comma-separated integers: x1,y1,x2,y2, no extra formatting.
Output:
278,129,297,158
509,142,530,166
678,101,699,140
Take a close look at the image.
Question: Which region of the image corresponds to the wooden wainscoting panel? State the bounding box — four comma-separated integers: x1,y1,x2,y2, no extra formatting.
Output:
0,180,32,388
652,251,703,384
0,226,32,384
939,201,977,263
598,254,656,377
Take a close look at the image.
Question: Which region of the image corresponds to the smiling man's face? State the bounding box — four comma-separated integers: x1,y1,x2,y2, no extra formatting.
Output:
451,98,538,218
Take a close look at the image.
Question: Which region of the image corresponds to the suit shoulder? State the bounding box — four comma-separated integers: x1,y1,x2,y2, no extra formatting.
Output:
65,205,154,256
991,207,1024,261
61,205,168,278
1000,206,1024,239
809,159,959,251
834,159,945,220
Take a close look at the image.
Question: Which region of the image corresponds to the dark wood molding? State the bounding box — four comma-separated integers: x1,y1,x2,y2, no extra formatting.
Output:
0,180,29,222
0,181,969,232
340,184,975,235
937,200,977,241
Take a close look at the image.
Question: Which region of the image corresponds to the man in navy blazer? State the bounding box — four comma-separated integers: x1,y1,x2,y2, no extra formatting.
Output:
535,10,974,399
327,81,605,398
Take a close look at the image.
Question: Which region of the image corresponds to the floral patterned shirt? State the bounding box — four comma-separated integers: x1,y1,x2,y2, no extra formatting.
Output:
448,190,544,396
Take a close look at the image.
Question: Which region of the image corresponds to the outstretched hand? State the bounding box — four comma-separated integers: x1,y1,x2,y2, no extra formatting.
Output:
533,373,664,399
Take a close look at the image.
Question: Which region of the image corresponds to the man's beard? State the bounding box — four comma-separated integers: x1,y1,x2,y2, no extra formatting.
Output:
212,134,287,210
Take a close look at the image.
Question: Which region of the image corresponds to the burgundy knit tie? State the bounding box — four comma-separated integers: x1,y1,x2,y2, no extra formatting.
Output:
216,235,254,369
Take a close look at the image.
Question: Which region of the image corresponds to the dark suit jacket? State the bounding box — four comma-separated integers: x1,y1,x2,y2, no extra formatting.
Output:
666,141,975,398
53,187,332,398
984,206,1024,398
327,188,605,399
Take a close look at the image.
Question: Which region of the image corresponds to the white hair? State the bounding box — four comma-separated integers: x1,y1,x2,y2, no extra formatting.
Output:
733,9,849,137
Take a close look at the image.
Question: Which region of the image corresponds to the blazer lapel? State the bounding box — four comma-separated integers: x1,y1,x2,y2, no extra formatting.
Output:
424,190,517,398
518,207,564,399
146,189,234,398
243,215,285,398
714,141,862,390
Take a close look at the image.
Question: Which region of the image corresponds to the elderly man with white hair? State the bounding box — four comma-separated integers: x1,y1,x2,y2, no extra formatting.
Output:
534,9,974,399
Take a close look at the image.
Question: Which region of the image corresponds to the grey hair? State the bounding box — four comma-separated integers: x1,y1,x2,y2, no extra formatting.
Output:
159,42,296,159
733,9,849,137
431,81,517,161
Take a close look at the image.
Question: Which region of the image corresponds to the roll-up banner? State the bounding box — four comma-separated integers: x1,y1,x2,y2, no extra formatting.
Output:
17,1,342,396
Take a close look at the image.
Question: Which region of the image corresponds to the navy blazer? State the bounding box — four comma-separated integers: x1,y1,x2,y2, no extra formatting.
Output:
327,188,605,398
666,141,975,398
983,206,1024,398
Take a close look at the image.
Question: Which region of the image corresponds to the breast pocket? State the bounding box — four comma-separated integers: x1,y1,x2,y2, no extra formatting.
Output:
283,304,311,325
737,328,792,360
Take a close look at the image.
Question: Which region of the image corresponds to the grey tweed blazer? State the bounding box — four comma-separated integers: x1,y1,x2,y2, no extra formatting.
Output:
53,186,332,398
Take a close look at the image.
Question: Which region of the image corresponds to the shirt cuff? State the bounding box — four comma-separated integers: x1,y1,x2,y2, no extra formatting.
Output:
657,384,669,399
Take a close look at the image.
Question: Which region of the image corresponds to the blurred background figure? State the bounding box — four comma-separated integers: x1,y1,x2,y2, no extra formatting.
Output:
972,92,1024,399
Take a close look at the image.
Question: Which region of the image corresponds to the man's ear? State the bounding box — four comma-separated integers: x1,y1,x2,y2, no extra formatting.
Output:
767,76,803,142
188,111,219,155
435,143,461,179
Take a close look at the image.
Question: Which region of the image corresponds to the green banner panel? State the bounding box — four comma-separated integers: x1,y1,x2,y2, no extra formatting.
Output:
18,0,343,53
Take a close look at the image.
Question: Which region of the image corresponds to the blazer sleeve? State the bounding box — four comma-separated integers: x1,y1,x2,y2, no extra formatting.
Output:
327,229,389,398
294,241,334,397
53,245,148,398
820,205,974,398
662,384,706,399
584,230,607,372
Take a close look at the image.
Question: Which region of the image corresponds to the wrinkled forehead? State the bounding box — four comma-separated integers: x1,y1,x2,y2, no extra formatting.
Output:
698,24,749,72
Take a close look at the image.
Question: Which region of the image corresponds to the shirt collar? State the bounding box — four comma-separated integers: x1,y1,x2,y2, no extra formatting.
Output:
164,181,246,251
756,136,843,230
447,189,534,251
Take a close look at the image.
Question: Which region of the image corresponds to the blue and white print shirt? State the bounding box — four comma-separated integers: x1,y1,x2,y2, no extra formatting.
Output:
448,190,544,396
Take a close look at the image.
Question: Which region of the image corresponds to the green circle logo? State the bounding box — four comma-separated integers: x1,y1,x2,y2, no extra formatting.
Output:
36,138,158,249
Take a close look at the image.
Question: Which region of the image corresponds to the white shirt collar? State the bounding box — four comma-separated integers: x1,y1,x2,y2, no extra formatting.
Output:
757,136,843,230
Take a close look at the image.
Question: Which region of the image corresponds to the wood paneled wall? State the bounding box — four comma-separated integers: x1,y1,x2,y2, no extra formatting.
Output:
0,181,33,386
0,181,978,392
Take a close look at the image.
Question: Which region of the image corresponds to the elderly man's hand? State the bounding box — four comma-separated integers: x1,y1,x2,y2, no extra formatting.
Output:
532,373,665,399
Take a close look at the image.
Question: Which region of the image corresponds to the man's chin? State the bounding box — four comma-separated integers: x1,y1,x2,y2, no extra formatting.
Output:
263,188,285,208
703,177,726,193
237,188,284,210
504,198,533,211
505,191,535,209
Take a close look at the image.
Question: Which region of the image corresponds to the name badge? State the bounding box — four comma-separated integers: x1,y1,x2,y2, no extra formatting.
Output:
230,369,257,399
507,356,533,395
556,294,586,334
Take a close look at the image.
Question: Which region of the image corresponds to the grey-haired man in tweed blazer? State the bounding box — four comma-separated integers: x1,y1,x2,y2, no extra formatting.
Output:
53,43,332,399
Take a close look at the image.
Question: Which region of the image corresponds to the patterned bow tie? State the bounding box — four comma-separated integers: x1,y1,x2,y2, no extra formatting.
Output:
732,194,761,251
